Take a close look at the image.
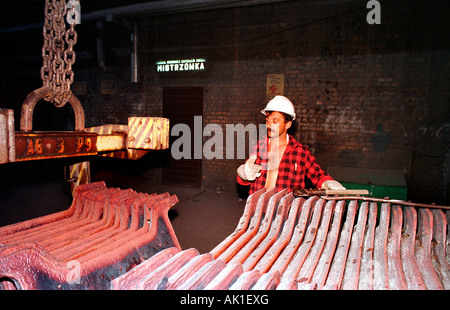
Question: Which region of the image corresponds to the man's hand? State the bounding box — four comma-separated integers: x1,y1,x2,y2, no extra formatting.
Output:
237,155,262,181
321,180,346,190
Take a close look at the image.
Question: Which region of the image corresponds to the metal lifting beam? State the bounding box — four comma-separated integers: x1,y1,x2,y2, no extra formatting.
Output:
0,108,169,165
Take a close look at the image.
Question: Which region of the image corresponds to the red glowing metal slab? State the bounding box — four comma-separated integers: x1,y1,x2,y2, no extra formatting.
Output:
228,189,287,265
269,196,317,276
228,269,260,290
0,182,181,289
111,247,180,290
13,187,121,244
176,259,227,290
251,271,280,290
165,253,214,290
243,191,293,271
210,188,266,259
431,209,450,289
137,248,200,290
281,198,325,281
0,242,70,289
69,194,180,289
310,200,345,289
254,197,305,274
276,278,298,290
296,199,335,286
48,190,147,259
54,193,146,261
215,188,275,263
299,282,317,290
6,181,449,291
0,187,114,248
204,263,244,290
446,211,450,262
104,190,450,291
415,208,444,289
341,202,369,290
372,203,390,290
323,200,357,289
55,192,162,262
387,205,408,290
400,207,426,290
33,188,130,254
78,195,180,268
358,202,378,290
0,182,107,239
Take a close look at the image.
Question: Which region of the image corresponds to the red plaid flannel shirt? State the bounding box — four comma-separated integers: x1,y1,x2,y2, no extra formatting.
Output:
237,134,333,194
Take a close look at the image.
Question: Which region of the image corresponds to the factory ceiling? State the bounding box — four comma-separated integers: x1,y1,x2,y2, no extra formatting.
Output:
0,0,368,33
0,0,366,77
0,0,154,30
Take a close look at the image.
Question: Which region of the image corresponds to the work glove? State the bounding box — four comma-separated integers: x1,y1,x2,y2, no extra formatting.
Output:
237,155,262,181
321,180,346,190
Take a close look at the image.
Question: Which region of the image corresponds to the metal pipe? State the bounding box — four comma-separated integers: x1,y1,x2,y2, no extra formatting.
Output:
96,22,107,72
131,21,139,83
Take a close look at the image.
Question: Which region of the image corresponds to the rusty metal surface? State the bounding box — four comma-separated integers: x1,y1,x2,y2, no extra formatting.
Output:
20,87,85,132
14,131,97,161
1,109,170,165
40,0,78,107
111,189,450,290
0,181,180,290
0,109,15,164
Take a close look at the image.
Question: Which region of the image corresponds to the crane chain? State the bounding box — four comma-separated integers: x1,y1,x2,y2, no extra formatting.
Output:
40,0,79,107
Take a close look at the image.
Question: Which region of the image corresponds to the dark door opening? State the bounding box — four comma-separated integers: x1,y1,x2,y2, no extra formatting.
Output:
162,87,203,188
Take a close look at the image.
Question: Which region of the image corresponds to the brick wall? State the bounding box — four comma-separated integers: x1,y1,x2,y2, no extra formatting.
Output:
140,0,448,203
6,0,446,203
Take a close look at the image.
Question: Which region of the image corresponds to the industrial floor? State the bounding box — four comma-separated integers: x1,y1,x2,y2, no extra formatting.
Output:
0,159,247,254
151,184,246,253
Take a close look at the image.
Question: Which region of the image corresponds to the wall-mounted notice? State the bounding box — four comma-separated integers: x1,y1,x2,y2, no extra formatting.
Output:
266,74,284,101
101,80,117,95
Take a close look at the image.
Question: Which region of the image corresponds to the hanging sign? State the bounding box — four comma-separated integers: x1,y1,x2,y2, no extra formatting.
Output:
156,58,206,73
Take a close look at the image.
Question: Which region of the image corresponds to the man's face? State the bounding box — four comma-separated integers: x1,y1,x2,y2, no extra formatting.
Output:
265,111,291,138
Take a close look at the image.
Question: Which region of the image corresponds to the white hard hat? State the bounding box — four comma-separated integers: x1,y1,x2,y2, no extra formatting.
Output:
261,95,296,120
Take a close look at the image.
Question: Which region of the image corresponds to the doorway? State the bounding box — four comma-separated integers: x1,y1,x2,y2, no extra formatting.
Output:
162,87,203,187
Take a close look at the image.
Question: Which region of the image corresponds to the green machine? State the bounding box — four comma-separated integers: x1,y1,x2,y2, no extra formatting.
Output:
326,166,407,201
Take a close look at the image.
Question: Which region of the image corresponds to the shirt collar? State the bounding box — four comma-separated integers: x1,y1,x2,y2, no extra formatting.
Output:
268,133,289,146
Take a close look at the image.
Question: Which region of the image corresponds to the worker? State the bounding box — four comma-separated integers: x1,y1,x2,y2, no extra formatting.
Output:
237,95,345,194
